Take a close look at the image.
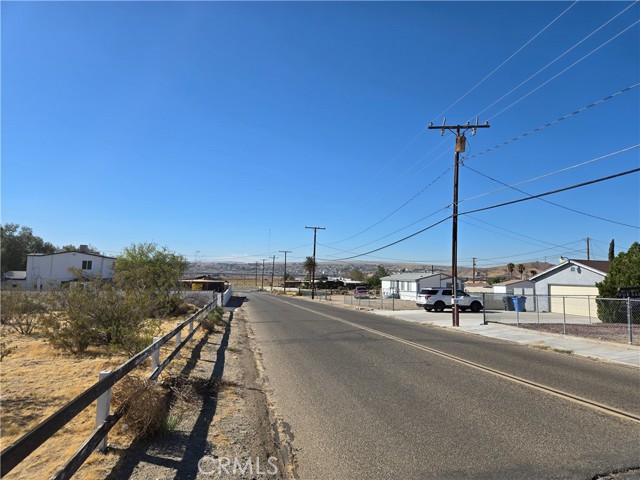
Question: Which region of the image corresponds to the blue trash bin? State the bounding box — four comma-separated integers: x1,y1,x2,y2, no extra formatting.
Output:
512,296,527,312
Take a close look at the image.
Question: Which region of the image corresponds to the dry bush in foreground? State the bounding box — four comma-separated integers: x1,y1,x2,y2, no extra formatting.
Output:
112,375,169,440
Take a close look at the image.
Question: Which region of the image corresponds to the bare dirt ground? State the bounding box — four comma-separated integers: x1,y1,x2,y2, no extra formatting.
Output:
103,300,288,479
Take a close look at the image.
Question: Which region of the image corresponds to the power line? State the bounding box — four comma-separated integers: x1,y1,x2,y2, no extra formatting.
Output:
331,167,639,261
463,164,640,229
329,167,451,245
430,1,579,123
488,19,640,121
468,83,640,161
332,216,452,261
459,167,640,217
472,2,639,122
460,144,640,204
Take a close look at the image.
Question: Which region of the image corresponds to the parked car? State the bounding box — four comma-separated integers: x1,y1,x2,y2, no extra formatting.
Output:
416,288,483,312
354,286,369,299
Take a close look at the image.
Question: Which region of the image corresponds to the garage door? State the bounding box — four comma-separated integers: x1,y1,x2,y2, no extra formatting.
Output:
549,285,598,317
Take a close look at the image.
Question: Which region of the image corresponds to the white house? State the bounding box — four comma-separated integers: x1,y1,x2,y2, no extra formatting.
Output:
530,259,609,315
25,250,116,290
380,272,464,300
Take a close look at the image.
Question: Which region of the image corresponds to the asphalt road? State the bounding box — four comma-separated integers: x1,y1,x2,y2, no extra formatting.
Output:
244,291,640,480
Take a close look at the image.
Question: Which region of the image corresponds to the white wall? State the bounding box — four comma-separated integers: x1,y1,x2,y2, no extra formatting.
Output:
26,252,115,290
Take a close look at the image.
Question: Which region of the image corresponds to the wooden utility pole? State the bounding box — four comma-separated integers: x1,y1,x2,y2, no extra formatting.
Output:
270,255,277,291
261,259,266,290
586,237,591,260
305,226,325,299
279,250,292,293
429,119,490,327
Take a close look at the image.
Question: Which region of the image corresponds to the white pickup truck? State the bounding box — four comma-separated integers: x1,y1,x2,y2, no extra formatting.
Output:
416,287,483,312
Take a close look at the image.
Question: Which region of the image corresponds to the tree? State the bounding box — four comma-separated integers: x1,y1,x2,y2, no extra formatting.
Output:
367,265,389,289
596,242,640,298
1,224,56,273
349,269,365,282
1,289,47,334
59,244,101,254
506,263,515,279
114,243,188,317
303,256,316,282
529,269,538,278
596,242,640,323
517,264,525,279
608,239,615,262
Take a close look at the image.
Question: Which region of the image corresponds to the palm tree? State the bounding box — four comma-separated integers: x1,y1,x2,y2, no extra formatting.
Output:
303,256,316,283
529,269,537,278
507,263,515,279
517,264,525,279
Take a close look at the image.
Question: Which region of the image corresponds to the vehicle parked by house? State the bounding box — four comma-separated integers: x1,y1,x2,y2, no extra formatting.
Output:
354,286,369,299
416,288,483,312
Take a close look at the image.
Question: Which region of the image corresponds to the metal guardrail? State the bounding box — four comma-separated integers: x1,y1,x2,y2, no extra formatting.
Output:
0,298,218,479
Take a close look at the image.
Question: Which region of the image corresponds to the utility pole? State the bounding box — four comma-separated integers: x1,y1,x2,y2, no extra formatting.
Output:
305,226,326,300
429,118,490,327
255,261,258,286
472,257,477,282
279,250,292,294
586,237,591,261
261,259,266,290
270,255,277,291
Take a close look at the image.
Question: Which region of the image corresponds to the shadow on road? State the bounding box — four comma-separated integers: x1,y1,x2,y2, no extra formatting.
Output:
104,312,234,480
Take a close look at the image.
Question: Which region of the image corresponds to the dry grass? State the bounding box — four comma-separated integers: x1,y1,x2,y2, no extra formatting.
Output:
0,313,207,480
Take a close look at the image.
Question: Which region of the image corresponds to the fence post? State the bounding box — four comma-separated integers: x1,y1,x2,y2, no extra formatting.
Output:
482,293,487,325
189,319,194,343
95,371,111,452
587,295,592,324
562,297,567,335
535,295,540,324
627,297,633,345
175,322,182,358
151,337,160,376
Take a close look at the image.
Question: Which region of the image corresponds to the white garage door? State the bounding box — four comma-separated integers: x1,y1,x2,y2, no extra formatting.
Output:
549,285,598,317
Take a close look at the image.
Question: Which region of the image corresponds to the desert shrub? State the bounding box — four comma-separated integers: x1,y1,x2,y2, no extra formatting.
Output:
43,276,159,355
0,289,48,334
0,339,15,361
114,243,188,318
112,375,169,440
201,307,225,333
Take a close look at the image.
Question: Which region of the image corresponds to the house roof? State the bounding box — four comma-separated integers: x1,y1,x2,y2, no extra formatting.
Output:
493,279,534,286
380,272,450,282
27,251,115,260
529,259,610,281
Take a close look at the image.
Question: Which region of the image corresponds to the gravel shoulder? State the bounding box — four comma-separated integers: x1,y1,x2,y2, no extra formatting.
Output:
104,300,287,479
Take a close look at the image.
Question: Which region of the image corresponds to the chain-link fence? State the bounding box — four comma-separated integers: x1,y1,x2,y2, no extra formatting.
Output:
481,293,639,345
342,292,422,311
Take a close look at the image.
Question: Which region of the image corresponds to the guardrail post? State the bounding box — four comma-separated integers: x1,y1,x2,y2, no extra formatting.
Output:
175,322,182,358
95,371,111,452
151,337,160,376
627,297,633,345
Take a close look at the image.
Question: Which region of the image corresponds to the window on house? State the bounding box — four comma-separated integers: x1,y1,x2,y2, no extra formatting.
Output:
82,260,93,270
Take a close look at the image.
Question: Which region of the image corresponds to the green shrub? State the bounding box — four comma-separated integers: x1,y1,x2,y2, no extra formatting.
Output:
1,289,48,334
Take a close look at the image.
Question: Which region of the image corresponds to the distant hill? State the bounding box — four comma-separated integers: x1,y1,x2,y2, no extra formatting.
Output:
188,260,554,281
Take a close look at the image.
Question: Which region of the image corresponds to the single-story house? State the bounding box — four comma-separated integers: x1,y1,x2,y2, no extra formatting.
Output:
530,259,610,316
1,271,27,289
380,272,464,301
25,250,116,290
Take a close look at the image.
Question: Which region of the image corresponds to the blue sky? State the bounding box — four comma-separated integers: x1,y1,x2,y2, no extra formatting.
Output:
2,1,639,268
